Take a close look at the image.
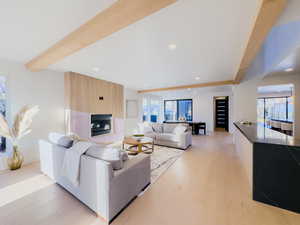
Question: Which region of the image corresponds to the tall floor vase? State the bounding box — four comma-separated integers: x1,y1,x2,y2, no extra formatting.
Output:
7,145,24,170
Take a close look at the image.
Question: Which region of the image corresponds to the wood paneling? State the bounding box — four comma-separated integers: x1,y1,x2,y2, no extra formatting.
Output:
25,0,177,71
112,83,124,118
65,72,124,118
138,80,236,93
234,0,287,83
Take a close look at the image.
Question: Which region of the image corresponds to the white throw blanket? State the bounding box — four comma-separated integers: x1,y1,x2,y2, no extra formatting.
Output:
62,141,94,186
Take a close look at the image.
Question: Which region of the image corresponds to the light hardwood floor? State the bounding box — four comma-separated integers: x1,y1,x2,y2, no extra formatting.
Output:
0,132,299,225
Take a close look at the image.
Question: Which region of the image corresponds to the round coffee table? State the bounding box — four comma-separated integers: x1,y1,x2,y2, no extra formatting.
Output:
123,136,154,155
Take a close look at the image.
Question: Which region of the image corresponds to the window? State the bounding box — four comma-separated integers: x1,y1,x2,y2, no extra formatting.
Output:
257,96,294,127
0,77,6,152
287,96,294,121
150,99,160,123
257,99,265,126
164,99,193,121
142,98,148,122
165,100,177,121
142,97,162,122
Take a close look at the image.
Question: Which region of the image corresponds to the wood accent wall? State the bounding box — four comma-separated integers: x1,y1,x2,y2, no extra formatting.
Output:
65,72,124,118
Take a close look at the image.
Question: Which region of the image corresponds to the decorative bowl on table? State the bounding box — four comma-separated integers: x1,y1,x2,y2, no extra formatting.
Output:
132,134,144,141
133,134,144,137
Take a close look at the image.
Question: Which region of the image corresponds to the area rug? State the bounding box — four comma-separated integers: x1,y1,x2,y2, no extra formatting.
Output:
111,143,184,185
149,145,184,184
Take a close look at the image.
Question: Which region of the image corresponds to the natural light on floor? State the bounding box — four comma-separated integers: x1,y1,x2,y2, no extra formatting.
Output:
0,174,54,207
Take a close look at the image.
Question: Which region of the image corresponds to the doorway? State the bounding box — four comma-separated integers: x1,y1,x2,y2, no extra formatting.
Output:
214,96,229,132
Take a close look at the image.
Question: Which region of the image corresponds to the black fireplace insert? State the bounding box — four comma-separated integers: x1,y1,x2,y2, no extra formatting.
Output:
91,114,112,137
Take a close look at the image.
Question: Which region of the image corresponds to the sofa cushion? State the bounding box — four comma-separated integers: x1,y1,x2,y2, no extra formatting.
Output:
86,146,124,170
173,125,187,135
156,133,179,142
163,124,177,133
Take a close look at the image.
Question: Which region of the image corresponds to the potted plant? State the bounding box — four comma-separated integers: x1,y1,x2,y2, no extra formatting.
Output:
0,105,39,170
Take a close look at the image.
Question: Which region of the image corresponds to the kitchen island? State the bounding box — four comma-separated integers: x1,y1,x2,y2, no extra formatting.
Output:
234,122,300,213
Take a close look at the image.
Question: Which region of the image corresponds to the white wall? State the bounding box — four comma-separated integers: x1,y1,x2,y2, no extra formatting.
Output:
158,86,234,134
232,78,260,123
124,88,141,135
0,59,65,170
233,72,300,138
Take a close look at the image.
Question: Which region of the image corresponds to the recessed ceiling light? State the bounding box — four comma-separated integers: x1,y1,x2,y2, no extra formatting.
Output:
187,88,191,91
285,68,293,72
93,67,100,72
195,77,200,80
168,44,177,50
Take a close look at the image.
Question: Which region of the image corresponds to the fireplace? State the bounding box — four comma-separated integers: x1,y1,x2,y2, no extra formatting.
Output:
91,114,112,137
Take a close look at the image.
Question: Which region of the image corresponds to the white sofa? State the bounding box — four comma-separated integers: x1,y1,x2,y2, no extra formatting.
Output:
139,123,192,150
39,139,150,223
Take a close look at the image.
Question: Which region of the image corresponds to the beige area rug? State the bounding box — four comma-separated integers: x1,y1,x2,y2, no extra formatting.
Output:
149,145,184,184
110,142,184,184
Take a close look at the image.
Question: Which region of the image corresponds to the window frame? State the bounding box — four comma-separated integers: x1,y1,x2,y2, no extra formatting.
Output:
257,96,293,126
164,99,193,122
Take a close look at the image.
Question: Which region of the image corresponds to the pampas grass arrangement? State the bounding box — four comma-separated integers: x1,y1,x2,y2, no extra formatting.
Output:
0,105,39,170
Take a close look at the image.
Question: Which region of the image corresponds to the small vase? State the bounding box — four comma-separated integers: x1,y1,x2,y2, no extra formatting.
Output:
7,146,24,170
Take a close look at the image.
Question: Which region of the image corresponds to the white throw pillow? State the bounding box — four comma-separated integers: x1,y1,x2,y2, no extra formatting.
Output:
173,125,187,135
48,133,74,148
152,123,163,133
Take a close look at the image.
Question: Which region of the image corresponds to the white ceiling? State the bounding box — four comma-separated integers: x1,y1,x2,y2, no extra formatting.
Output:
0,0,116,63
0,0,261,90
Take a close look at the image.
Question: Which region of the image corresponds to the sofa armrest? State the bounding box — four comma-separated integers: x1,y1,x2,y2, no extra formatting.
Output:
108,154,151,220
177,130,192,149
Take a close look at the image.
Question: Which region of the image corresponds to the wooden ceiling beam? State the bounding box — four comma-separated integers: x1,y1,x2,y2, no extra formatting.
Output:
138,80,236,93
234,0,287,84
25,0,177,71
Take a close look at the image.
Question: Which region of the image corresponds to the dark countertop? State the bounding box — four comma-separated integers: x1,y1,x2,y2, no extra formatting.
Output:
234,122,300,147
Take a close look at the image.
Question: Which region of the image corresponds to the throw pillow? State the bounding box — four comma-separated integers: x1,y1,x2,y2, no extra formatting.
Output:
48,133,74,148
57,136,74,148
152,123,163,133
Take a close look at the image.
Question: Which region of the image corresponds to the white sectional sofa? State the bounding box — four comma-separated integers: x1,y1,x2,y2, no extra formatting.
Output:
39,137,150,224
